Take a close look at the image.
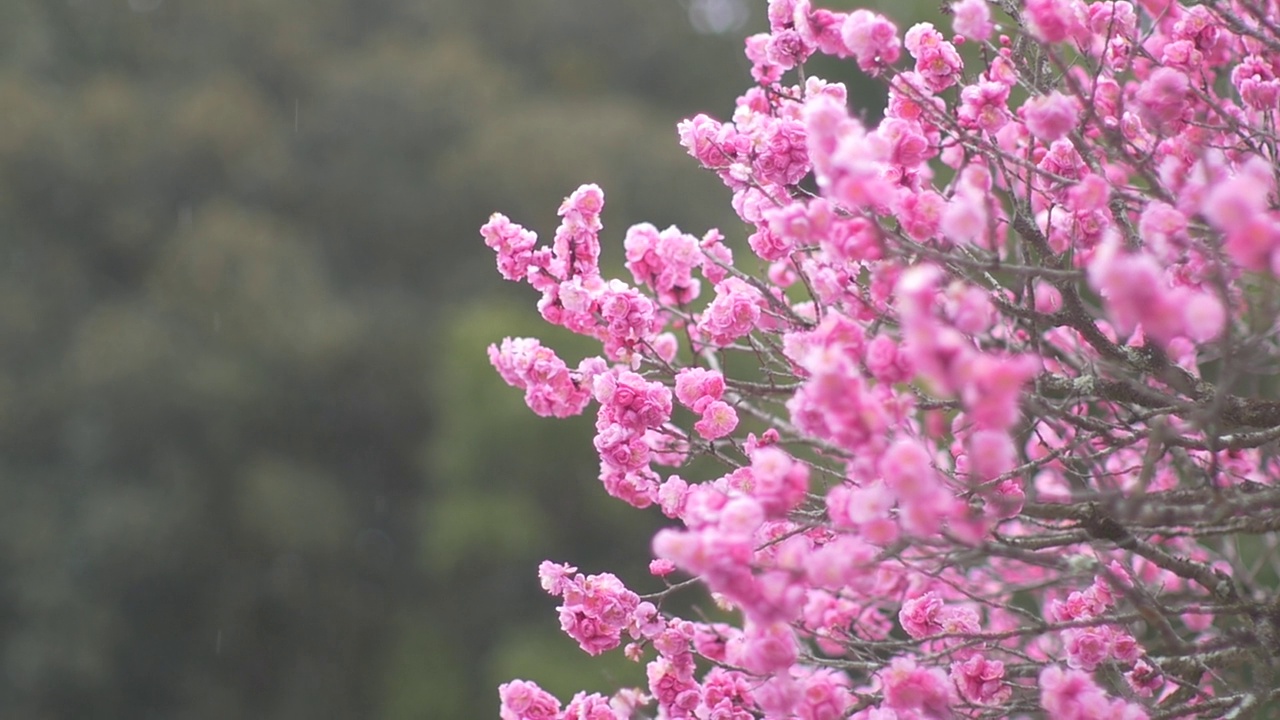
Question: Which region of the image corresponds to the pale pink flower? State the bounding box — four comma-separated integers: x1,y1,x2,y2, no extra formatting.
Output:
694,400,739,440
880,657,953,718
951,0,992,41
500,679,562,720
841,10,901,73
1023,92,1081,141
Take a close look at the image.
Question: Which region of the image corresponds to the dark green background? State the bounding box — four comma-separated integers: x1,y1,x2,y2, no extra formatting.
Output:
0,0,918,716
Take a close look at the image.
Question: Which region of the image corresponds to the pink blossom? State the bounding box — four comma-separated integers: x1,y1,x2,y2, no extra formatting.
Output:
748,446,810,517
1025,0,1084,43
753,117,811,187
694,400,739,440
865,334,907,383
652,332,678,363
941,187,987,244
804,535,875,589
882,118,933,169
489,338,595,418
966,430,1016,482
552,184,605,280
958,81,1011,134
699,666,754,716
841,10,901,73
737,620,798,675
880,657,953,718
1111,631,1141,664
951,654,1010,705
500,679,562,720
1135,67,1189,133
747,224,795,262
647,657,700,717
1160,39,1201,70
1182,292,1225,343
1033,281,1063,314
745,33,786,85
594,425,648,474
563,692,619,720
1039,664,1147,720
753,673,802,717
1063,627,1112,671
1088,244,1189,343
483,213,541,282
950,0,992,41
1048,586,1109,624
550,570,642,656
1201,155,1275,235
1023,92,1081,142
767,0,800,34
1125,659,1164,698
767,29,811,71
1036,138,1087,202
988,479,1025,519
968,354,1038,430
881,438,936,500
649,559,676,578
1227,214,1280,272
764,198,828,252
899,592,945,638
1138,201,1186,252
539,561,579,595
594,370,672,432
674,368,726,413
653,619,697,664
717,495,765,538
1039,665,1104,718
887,71,945,124
1233,55,1280,110
624,223,702,305
699,229,733,285
905,23,964,92
697,278,763,346
597,465,659,508
481,2,1276,716
899,189,945,241
655,478,688,520
795,667,854,720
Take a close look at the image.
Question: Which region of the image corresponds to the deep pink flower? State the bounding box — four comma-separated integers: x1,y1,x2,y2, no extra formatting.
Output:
899,592,945,638
1025,0,1084,43
958,81,1011,133
1126,659,1164,698
483,213,541,282
697,278,763,346
951,654,1010,705
1063,627,1112,671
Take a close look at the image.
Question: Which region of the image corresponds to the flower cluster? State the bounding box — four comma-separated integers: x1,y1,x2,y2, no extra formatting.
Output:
539,562,642,656
488,0,1280,718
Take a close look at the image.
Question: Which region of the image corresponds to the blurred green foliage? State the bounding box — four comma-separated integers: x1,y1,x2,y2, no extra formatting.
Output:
0,1,757,717
0,0,939,716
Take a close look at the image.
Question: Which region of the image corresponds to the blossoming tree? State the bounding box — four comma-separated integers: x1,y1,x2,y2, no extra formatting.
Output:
483,0,1280,717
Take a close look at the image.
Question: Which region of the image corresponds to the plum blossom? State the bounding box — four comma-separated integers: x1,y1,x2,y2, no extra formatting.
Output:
484,3,1280,718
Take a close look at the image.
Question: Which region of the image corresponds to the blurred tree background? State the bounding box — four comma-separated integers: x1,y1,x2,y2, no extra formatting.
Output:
0,0,930,716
